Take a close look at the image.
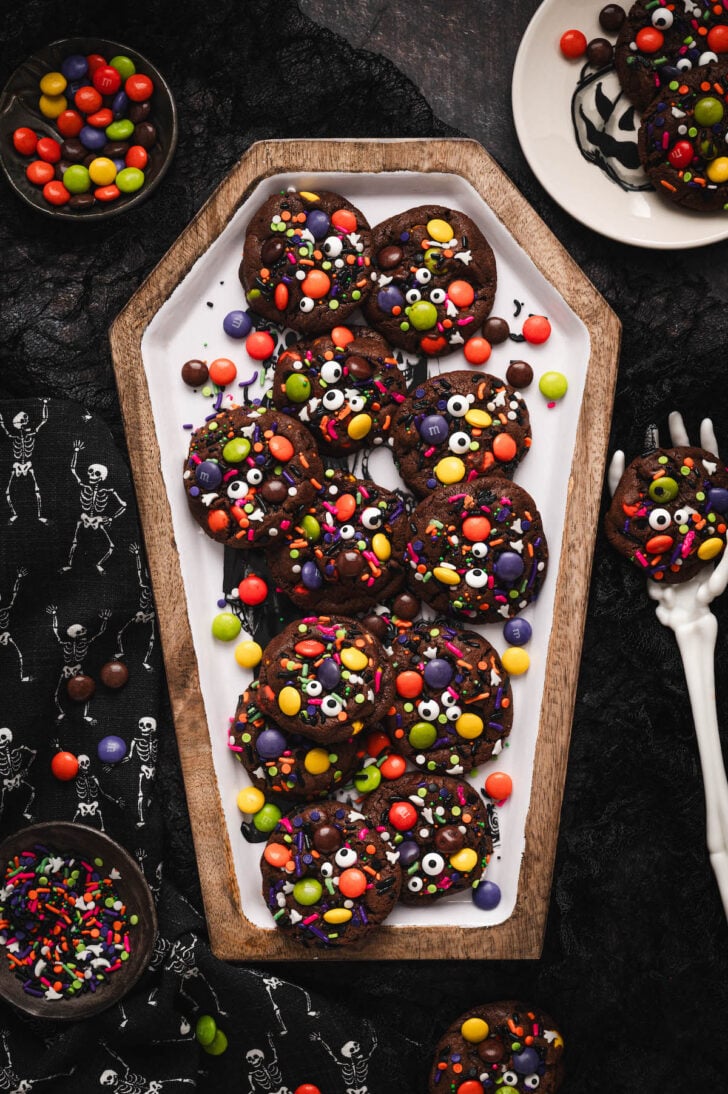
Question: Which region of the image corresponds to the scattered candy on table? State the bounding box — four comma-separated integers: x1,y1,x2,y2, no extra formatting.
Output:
521,314,552,344
0,843,138,1000
539,370,568,403
559,29,588,59
195,1013,228,1055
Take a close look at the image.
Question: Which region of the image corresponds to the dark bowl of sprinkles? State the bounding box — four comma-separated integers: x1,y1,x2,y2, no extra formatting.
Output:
0,821,156,1019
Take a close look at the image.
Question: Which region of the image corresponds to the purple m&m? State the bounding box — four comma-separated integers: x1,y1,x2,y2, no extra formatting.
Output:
112,90,129,118
79,124,107,151
317,658,341,690
709,487,728,514
512,1047,540,1074
494,551,525,582
503,617,532,646
377,285,405,314
423,658,453,689
301,560,323,590
97,735,127,763
472,878,501,910
256,728,287,760
195,460,223,488
61,54,88,81
223,309,252,339
418,414,449,445
306,209,330,239
397,840,420,867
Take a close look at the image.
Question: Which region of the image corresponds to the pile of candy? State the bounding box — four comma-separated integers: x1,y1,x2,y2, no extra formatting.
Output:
0,843,138,1000
11,50,158,210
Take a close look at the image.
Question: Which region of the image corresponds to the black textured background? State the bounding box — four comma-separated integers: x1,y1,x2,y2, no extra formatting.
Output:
1,1,728,1090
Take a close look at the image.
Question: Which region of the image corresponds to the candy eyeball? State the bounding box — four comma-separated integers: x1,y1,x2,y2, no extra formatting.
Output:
346,391,366,413
320,861,334,877
414,267,432,284
648,507,672,531
501,1073,519,1088
471,542,489,559
441,691,458,709
405,287,422,304
699,50,719,65
673,507,693,526
323,235,343,258
417,699,440,720
299,296,315,313
321,696,343,716
421,852,445,876
338,524,356,541
465,568,488,588
446,394,470,417
246,467,264,485
322,388,346,411
407,876,424,892
445,704,462,721
524,1076,541,1090
320,361,343,384
305,679,323,697
361,506,384,530
334,845,359,868
449,431,471,455
652,8,673,28
227,480,249,500
676,57,693,71
429,287,447,304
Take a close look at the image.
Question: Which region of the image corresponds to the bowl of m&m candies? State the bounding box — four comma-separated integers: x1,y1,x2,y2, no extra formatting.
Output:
0,38,177,219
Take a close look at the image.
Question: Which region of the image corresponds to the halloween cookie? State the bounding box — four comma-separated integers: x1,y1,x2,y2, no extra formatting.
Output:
394,478,549,621
240,189,372,334
362,204,497,357
183,406,324,548
228,682,362,801
427,1000,566,1093
605,444,728,582
267,471,408,614
361,772,492,904
256,616,395,744
260,799,401,948
392,370,531,497
615,0,708,112
638,61,728,212
385,619,513,775
271,325,406,454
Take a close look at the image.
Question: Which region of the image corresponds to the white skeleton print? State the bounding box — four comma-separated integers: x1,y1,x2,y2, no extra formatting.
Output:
0,1029,73,1091
72,753,124,831
0,402,49,524
245,1032,291,1094
121,716,158,827
0,569,30,682
98,1044,195,1092
47,606,110,723
145,935,227,1016
310,1029,378,1094
0,728,36,821
262,975,319,1035
115,543,156,670
63,439,127,574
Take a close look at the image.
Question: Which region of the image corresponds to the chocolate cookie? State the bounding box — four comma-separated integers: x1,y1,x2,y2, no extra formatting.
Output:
256,616,395,743
183,406,324,548
362,204,497,357
260,799,401,948
394,478,549,621
271,325,406,454
605,444,728,582
385,619,513,775
240,189,372,333
267,471,408,614
392,370,531,497
638,62,728,212
362,772,492,904
427,1000,566,1094
228,681,362,800
615,0,705,112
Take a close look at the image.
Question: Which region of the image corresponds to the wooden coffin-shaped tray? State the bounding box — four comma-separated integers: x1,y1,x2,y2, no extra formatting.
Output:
109,138,621,960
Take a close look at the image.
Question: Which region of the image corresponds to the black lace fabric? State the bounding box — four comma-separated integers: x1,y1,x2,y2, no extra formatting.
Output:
1,0,728,1090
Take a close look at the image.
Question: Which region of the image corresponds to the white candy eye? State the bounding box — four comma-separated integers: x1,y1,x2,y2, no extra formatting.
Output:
320,861,334,877
417,699,440,720
447,395,469,417
320,361,343,384
334,846,358,868
652,8,673,28
421,852,445,876
299,296,314,312
305,679,323,697
465,568,488,588
449,430,471,454
441,692,457,708
321,696,343,717
407,876,424,892
338,524,356,540
445,705,462,721
323,389,346,410
323,235,343,258
673,507,692,526
429,287,446,304
699,50,719,65
414,267,432,284
362,507,384,530
471,542,488,559
246,467,264,485
648,507,672,531
347,393,366,412
405,287,422,304
502,1072,519,1088
524,1077,541,1090
227,480,249,500
676,57,693,71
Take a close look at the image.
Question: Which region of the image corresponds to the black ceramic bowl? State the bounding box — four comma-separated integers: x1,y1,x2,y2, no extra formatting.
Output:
0,821,157,1019
0,38,177,220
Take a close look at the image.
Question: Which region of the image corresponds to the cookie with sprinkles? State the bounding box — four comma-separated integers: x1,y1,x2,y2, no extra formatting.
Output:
260,799,401,948
271,325,407,454
361,772,492,905
427,1000,566,1094
393,478,549,622
605,444,728,582
614,0,704,112
183,406,324,548
361,204,497,357
267,470,408,614
384,619,513,776
228,681,362,801
638,61,728,211
240,189,372,334
392,370,531,498
256,615,395,744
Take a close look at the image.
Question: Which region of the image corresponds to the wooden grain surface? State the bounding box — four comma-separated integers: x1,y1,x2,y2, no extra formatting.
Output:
109,138,621,961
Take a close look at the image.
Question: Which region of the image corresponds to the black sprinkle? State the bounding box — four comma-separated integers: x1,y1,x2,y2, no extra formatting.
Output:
509,333,526,343
513,300,524,317
206,301,214,308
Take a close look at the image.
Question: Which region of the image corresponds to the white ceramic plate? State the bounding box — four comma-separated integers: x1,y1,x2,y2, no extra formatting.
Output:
512,0,728,248
142,170,590,934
